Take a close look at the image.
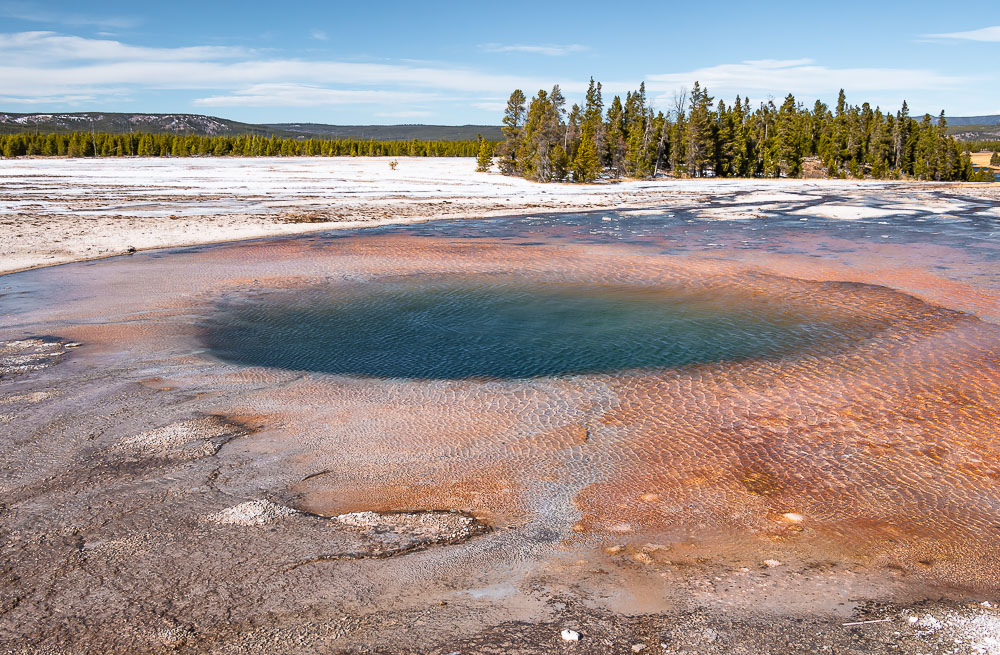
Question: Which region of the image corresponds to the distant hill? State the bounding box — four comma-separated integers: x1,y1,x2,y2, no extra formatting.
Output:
3,109,994,143
950,126,1000,141
941,114,1000,127
947,122,1000,142
0,112,281,137
929,114,1000,142
0,112,503,141
263,123,503,141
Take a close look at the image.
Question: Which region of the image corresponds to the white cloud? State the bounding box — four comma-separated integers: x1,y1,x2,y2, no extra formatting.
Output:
472,101,507,112
0,2,138,28
646,59,969,103
310,30,328,41
924,25,1000,42
193,84,437,107
0,31,576,105
0,93,97,104
481,43,588,56
0,31,247,65
374,110,433,119
6,31,982,117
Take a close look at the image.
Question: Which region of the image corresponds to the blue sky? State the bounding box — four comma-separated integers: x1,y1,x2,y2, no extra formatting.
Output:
1,0,998,124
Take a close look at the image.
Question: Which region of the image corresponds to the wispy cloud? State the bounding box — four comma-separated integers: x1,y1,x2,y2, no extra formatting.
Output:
646,59,969,103
0,93,98,105
193,84,436,107
310,29,328,41
20,31,973,118
374,110,433,119
0,31,248,64
471,100,507,112
0,1,138,29
480,43,587,56
924,25,1000,42
0,31,579,108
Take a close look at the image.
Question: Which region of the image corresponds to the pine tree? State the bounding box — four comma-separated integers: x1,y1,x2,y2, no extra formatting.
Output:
868,110,892,178
652,111,670,177
571,129,600,182
517,89,561,181
498,89,526,175
475,136,492,172
582,78,604,168
624,82,653,177
714,99,737,177
605,95,626,177
669,90,687,176
894,100,911,171
566,103,582,160
685,82,715,176
551,144,569,181
773,93,803,177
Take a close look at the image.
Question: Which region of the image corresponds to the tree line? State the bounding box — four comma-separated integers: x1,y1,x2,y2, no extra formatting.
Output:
494,79,993,182
0,131,484,158
967,139,1000,153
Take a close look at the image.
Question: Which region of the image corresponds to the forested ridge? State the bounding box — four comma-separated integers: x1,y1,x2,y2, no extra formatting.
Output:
492,79,994,182
0,131,481,158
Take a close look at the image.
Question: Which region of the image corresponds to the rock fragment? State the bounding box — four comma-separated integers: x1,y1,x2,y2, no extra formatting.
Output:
207,500,298,526
561,629,581,642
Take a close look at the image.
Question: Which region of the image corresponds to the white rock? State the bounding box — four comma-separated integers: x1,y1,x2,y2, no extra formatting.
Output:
632,643,648,652
206,500,297,526
561,629,581,642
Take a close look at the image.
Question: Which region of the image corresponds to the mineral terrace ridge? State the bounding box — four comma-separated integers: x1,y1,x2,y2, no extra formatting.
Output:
2,157,1000,655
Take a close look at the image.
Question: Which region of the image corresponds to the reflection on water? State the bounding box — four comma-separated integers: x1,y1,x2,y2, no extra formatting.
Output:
202,278,866,379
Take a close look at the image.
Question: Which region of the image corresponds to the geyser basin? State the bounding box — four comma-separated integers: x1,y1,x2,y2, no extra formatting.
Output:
201,277,858,379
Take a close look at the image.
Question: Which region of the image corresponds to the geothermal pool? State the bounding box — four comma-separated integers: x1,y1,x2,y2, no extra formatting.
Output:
2,187,1000,649
201,278,869,380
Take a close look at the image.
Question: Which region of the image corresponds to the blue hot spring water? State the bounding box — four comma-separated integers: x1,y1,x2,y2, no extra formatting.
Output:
201,278,851,380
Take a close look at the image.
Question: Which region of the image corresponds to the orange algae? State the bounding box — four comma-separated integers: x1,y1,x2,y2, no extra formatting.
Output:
17,231,1000,592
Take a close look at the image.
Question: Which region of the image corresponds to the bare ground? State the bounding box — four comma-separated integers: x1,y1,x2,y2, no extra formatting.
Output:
3,159,1000,653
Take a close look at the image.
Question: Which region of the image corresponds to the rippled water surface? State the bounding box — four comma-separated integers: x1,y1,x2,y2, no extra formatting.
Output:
202,279,857,379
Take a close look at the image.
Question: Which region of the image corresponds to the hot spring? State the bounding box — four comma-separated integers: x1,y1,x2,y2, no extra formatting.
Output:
200,277,863,380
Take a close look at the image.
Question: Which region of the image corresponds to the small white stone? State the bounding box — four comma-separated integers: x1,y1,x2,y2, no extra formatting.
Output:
632,644,648,652
207,500,297,526
762,559,782,568
561,629,581,642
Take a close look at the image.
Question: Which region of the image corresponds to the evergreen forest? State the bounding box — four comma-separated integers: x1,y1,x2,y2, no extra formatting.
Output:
0,88,994,184
0,131,481,158
495,79,994,182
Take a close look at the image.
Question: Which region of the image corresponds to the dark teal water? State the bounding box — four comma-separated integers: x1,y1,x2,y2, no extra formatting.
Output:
201,278,852,380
